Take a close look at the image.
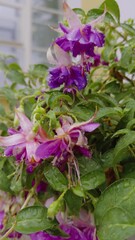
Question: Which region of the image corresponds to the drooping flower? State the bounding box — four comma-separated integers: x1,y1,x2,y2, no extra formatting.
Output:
55,2,105,57
47,43,87,90
36,115,99,170
0,109,47,168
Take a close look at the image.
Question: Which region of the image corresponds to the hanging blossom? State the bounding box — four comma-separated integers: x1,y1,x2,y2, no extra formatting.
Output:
55,2,105,58
36,115,99,171
0,109,47,170
30,209,98,240
47,43,87,90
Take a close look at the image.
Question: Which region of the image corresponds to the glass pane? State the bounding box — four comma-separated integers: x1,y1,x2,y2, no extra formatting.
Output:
32,51,48,65
0,6,21,42
32,0,59,9
32,10,60,25
32,24,58,49
8,0,23,3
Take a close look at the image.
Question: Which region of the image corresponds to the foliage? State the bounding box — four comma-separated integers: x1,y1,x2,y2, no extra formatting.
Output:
0,1,135,240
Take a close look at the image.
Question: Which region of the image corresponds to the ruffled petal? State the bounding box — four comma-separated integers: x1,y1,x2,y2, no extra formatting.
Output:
0,134,25,147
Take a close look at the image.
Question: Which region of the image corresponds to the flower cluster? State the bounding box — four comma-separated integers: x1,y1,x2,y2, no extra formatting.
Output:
0,109,99,174
47,2,105,91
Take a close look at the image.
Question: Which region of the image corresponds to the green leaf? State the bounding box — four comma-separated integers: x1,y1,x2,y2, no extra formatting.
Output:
15,206,55,234
122,163,135,179
114,131,135,163
95,178,135,240
121,23,135,36
0,105,6,116
7,69,25,85
120,47,132,69
78,157,101,176
46,110,57,129
73,8,85,16
0,170,11,192
48,92,73,109
70,105,92,121
87,9,104,22
81,170,105,190
86,9,115,23
30,64,48,77
96,107,122,120
10,175,23,193
44,166,68,192
64,190,82,215
0,87,16,109
100,0,120,22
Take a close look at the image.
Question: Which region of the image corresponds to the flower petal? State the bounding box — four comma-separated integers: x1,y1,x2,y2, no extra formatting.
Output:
15,110,33,133
80,122,100,132
63,2,82,29
69,115,100,133
0,134,25,147
54,44,71,66
26,141,40,162
36,139,62,159
74,146,92,158
47,47,57,65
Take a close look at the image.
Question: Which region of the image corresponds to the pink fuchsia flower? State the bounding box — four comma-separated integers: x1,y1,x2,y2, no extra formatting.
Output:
0,109,47,168
47,43,87,90
36,115,100,171
55,2,105,57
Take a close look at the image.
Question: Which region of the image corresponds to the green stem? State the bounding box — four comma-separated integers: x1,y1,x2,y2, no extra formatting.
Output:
113,166,120,180
21,187,35,210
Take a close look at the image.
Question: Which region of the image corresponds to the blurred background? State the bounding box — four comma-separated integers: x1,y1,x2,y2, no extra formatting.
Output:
0,0,135,70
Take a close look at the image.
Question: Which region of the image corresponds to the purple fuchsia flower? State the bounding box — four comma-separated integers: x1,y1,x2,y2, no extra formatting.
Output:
0,109,47,168
36,115,100,172
55,2,105,58
47,43,87,90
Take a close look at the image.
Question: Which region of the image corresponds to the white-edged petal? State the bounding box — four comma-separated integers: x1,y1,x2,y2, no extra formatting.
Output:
63,1,82,29
15,109,33,133
47,47,57,65
0,134,25,147
54,44,71,66
26,141,40,162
